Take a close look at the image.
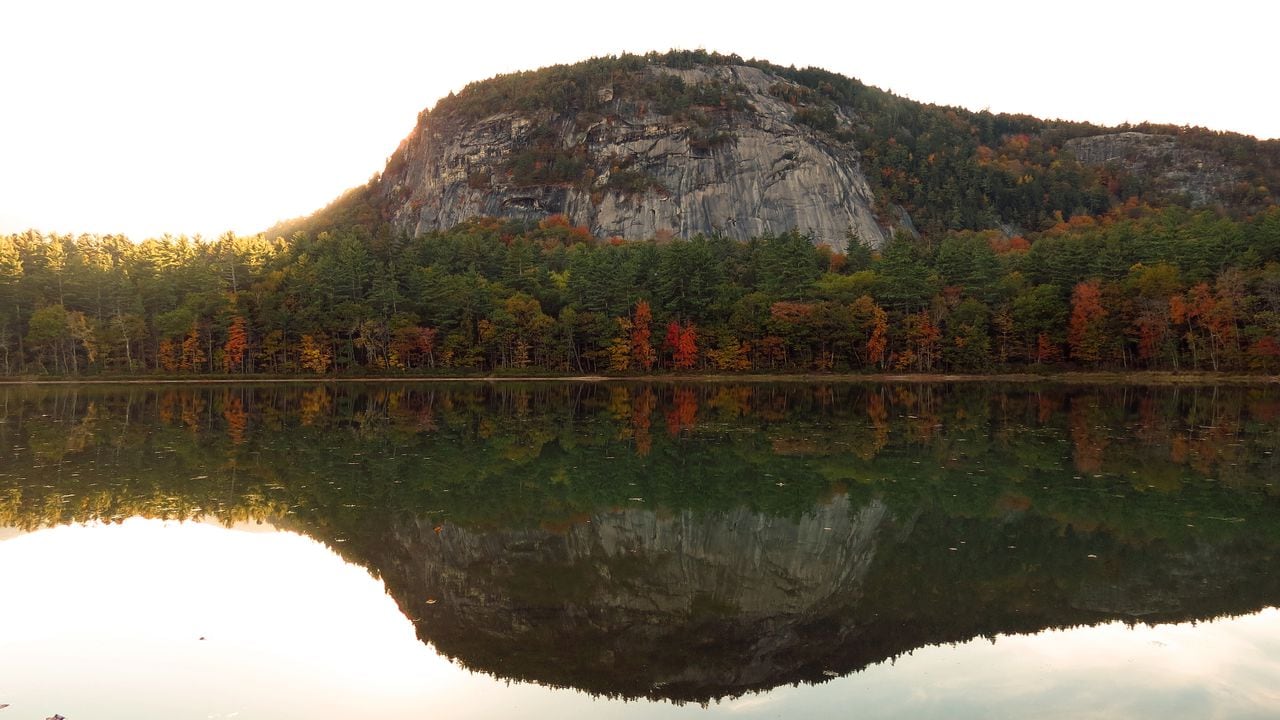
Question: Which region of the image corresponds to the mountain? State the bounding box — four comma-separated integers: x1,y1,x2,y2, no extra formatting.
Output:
270,50,1280,250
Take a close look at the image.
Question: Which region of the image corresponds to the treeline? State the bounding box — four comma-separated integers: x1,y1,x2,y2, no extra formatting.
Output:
1,203,1279,376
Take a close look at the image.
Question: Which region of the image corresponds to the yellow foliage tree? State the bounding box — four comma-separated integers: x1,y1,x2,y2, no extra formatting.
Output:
299,334,332,374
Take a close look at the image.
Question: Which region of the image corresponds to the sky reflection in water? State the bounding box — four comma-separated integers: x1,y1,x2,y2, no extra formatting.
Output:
2,518,1279,720
2,382,1279,718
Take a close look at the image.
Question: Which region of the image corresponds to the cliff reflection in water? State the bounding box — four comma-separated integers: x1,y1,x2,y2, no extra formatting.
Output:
1,382,1278,703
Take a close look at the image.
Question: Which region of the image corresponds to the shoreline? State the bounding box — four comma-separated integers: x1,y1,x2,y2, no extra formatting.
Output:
0,371,1276,386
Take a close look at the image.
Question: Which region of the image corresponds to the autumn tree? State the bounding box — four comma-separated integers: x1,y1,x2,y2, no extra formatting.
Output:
180,322,206,373
299,334,333,374
672,322,698,370
896,311,940,371
158,339,181,373
222,316,249,373
629,300,656,371
850,295,887,369
663,321,681,369
1068,280,1108,365
707,333,752,371
607,316,632,372
390,326,437,368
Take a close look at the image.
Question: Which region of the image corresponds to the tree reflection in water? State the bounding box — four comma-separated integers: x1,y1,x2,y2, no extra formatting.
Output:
1,381,1278,702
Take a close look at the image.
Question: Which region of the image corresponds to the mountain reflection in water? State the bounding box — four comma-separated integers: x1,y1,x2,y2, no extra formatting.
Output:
1,381,1278,711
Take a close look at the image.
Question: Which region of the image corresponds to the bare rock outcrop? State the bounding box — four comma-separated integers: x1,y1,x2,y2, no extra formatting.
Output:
374,64,888,250
1063,131,1243,206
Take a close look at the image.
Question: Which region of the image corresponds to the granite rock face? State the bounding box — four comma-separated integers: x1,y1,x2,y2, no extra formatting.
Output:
1063,131,1243,206
374,64,889,250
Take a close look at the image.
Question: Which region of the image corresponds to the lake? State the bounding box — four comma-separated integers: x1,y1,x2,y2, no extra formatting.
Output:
1,381,1278,719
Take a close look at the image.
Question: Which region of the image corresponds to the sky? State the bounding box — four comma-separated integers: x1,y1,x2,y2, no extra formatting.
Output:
1,0,1274,240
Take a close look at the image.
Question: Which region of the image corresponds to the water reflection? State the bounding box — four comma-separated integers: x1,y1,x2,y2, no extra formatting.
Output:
0,519,449,720
1,382,1279,713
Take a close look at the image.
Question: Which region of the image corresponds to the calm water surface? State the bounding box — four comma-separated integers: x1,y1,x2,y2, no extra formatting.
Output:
1,382,1278,719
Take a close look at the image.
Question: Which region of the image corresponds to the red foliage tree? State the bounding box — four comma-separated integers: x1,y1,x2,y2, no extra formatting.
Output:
673,322,698,370
663,321,681,369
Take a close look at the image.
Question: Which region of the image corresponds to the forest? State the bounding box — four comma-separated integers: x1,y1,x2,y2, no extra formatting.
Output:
1,201,1278,377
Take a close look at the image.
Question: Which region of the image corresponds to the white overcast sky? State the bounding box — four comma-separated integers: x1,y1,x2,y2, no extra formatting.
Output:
0,0,1273,240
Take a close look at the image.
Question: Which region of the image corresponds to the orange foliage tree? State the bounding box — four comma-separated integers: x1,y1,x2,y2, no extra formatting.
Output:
1068,280,1107,365
222,316,248,373
158,339,180,372
180,322,205,373
629,300,656,371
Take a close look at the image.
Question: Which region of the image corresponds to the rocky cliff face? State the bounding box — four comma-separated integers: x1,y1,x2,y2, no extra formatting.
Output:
1064,131,1243,206
373,64,888,250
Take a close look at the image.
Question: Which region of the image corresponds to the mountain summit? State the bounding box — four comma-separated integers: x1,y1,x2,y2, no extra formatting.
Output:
276,51,1278,249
